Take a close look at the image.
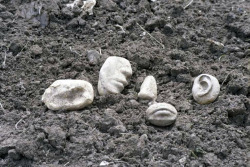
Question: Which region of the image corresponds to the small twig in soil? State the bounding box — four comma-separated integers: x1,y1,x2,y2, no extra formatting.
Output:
219,54,227,62
64,162,70,166
136,23,165,49
190,150,198,158
207,39,224,47
69,47,81,56
16,41,29,57
0,102,6,113
2,51,7,68
184,0,194,9
115,24,125,33
99,48,102,55
221,70,234,86
15,118,25,130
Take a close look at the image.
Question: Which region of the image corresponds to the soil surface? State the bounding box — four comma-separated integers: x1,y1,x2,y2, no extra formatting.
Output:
0,0,250,166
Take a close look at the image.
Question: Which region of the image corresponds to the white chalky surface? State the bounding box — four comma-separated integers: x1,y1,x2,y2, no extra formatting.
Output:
192,74,220,104
146,103,178,126
98,56,132,95
138,75,157,101
66,0,96,15
82,0,96,15
42,80,94,111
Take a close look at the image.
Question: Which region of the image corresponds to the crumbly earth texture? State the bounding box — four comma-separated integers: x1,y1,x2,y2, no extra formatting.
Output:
0,0,249,166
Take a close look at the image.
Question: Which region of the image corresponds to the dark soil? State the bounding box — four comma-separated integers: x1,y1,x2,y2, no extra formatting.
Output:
0,0,250,166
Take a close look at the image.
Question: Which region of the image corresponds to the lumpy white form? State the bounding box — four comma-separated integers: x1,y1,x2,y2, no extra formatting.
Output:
146,103,178,126
98,56,132,95
138,76,157,101
42,80,94,111
192,74,220,104
66,0,96,15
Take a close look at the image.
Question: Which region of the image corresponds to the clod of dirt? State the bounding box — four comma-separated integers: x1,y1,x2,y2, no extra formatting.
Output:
87,50,101,65
8,149,21,161
192,74,220,104
16,140,38,160
30,45,43,56
167,49,186,61
42,80,94,111
17,1,49,28
99,0,118,12
146,103,178,126
108,124,127,136
223,95,247,116
9,41,23,56
145,17,165,31
227,77,249,96
98,56,132,95
0,4,6,12
96,109,123,133
163,23,174,35
138,75,157,102
45,125,66,149
0,11,13,20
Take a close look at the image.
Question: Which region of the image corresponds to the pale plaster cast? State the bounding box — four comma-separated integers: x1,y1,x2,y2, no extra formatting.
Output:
98,56,132,95
192,74,220,104
138,76,157,101
42,80,94,111
146,103,178,126
66,0,96,15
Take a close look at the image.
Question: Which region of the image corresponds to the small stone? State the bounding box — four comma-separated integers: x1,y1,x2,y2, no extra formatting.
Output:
0,145,15,156
163,23,174,34
78,18,86,26
204,153,220,166
100,161,109,166
145,17,165,31
9,41,23,56
245,49,250,57
0,22,7,32
108,125,126,135
0,4,6,12
0,11,13,20
192,74,220,104
114,15,124,25
138,76,157,101
48,57,56,64
30,45,43,56
42,80,94,111
98,56,132,95
62,7,74,19
87,50,100,65
66,18,78,29
179,37,189,50
146,103,178,126
99,0,117,12
8,149,20,160
96,115,121,133
137,134,148,148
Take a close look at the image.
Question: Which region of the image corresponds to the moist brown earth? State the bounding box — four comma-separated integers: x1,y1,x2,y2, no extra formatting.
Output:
0,0,249,166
